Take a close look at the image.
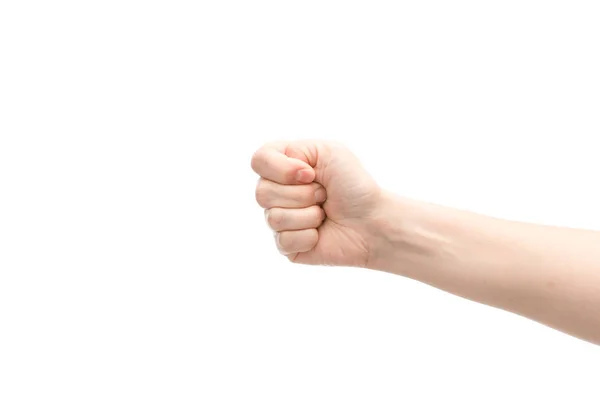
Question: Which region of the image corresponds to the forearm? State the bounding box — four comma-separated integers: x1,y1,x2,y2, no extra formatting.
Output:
367,191,600,345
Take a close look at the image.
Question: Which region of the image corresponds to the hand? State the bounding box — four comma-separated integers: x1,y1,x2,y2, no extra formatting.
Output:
251,140,383,266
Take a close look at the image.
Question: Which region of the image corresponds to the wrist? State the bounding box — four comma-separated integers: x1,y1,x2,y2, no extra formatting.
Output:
364,191,457,277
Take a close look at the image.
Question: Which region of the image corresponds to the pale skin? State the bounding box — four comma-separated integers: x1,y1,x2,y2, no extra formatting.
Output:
251,140,600,345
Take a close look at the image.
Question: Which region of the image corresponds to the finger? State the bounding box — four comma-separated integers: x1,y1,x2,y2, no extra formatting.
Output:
265,206,326,232
255,179,327,209
251,146,315,185
275,229,319,255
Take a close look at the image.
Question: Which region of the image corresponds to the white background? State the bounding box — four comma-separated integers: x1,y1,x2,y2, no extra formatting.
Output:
1,1,599,399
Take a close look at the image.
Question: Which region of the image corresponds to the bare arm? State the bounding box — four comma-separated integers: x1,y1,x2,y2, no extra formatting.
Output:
251,140,600,345
367,192,600,345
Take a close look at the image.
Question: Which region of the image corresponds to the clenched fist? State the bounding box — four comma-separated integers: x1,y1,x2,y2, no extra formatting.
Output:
251,140,384,267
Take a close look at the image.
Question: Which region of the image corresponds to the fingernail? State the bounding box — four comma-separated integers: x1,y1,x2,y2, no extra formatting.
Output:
315,188,327,203
295,169,313,183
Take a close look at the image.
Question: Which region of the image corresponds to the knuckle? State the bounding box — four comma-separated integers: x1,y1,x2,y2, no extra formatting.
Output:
251,148,271,174
255,183,271,208
267,209,285,230
250,149,262,172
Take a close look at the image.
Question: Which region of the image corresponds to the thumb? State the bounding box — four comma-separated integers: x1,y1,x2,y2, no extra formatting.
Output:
251,142,315,185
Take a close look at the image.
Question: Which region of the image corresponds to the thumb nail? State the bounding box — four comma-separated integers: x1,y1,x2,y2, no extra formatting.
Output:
295,169,314,183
